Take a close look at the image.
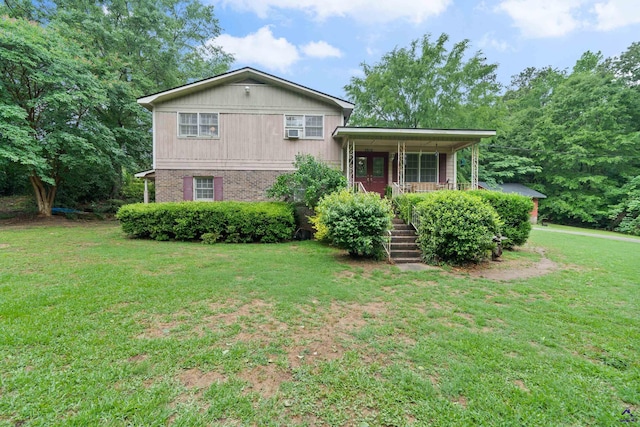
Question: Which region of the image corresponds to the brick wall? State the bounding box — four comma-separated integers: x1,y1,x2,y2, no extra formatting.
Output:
155,169,285,202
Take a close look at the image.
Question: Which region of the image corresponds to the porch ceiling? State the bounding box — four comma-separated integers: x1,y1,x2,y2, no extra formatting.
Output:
332,126,496,152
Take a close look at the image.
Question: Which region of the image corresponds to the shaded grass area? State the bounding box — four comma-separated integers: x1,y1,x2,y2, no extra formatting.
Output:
0,222,638,426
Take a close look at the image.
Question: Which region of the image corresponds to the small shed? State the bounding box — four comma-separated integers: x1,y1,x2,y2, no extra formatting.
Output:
478,182,547,224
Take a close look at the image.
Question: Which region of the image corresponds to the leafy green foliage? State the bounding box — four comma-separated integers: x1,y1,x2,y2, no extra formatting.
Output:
345,33,501,130
468,190,533,248
492,50,640,230
315,190,393,258
1,0,232,207
266,154,346,209
609,176,640,235
415,191,502,264
117,202,295,243
0,17,117,215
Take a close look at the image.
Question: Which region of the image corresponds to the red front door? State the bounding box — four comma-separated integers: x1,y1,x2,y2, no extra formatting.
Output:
355,152,388,196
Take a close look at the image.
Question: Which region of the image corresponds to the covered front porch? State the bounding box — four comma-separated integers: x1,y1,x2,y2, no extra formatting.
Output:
332,127,496,196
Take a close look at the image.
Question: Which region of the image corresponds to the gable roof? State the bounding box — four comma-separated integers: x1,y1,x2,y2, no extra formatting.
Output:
479,182,547,198
137,67,354,119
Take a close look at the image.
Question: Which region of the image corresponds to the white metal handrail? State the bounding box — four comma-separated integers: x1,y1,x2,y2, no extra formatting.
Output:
410,205,421,231
382,230,392,261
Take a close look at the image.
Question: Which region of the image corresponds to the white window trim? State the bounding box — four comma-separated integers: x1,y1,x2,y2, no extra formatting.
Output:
193,176,215,201
177,112,220,139
405,152,439,182
283,114,324,140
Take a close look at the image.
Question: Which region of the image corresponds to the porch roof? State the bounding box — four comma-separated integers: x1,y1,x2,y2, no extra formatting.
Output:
332,127,496,151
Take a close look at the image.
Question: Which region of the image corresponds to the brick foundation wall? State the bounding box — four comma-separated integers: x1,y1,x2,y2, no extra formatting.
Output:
155,169,286,202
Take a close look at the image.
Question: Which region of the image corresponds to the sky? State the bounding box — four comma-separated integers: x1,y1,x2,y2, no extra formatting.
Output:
208,0,640,99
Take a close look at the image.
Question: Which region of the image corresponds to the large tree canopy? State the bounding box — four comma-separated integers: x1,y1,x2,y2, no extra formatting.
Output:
0,17,117,215
0,0,232,209
345,33,502,130
489,50,640,227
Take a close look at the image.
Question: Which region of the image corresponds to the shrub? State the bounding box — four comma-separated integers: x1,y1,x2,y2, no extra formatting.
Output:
116,201,295,243
316,190,393,259
266,154,346,209
415,191,502,265
394,193,433,223
468,190,534,248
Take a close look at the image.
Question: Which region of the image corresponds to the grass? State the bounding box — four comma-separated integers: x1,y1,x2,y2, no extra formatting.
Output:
0,221,638,426
534,223,640,240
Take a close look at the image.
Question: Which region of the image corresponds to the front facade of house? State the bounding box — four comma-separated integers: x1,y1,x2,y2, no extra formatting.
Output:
137,68,495,202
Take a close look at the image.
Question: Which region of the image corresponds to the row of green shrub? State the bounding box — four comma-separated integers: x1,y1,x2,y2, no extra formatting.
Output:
311,190,393,259
395,190,533,264
467,190,533,248
116,201,295,243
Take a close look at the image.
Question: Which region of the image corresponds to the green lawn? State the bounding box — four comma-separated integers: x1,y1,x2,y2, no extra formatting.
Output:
0,221,638,426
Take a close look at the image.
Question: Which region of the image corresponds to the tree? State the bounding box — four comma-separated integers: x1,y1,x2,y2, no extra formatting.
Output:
345,33,503,184
1,0,233,200
0,17,117,215
479,66,564,184
345,33,502,130
266,155,346,209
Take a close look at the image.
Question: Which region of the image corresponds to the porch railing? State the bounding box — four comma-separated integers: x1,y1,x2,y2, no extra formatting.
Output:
350,182,368,193
404,182,472,192
391,182,405,198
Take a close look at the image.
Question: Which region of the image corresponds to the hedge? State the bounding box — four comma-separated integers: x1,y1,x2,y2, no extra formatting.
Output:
116,201,295,243
467,190,534,248
415,191,502,265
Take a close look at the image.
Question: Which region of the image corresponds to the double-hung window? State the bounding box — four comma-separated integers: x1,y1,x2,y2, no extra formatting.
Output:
178,112,219,138
405,153,438,182
194,177,214,201
285,114,323,139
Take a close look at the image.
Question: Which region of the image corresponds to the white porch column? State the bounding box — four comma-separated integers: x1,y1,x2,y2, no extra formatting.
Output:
143,179,149,204
346,139,355,189
397,141,406,190
471,143,479,190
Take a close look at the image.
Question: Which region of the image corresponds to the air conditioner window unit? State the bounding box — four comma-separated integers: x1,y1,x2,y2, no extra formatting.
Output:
286,129,300,139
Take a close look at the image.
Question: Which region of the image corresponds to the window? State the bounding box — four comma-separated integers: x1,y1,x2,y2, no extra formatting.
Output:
178,112,219,137
405,153,438,182
284,114,323,139
194,177,214,200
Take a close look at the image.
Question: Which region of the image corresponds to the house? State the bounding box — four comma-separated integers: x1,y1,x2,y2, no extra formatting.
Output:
478,182,547,223
136,67,496,203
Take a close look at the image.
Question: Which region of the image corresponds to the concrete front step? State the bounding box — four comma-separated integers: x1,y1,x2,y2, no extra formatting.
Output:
391,237,417,245
391,230,417,237
390,216,422,264
393,257,423,264
391,250,422,258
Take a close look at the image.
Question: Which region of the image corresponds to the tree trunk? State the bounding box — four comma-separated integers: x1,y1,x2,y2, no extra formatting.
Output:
29,175,57,217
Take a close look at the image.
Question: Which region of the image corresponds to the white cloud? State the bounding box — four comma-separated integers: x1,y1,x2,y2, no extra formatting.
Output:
496,0,586,38
593,0,640,30
213,26,300,73
478,32,512,52
300,41,343,58
214,0,452,24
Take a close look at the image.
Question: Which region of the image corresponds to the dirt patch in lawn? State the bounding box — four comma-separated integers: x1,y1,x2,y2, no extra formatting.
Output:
178,368,227,389
238,364,292,398
452,247,558,281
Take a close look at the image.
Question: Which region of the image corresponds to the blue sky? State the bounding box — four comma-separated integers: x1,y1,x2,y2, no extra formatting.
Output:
209,0,640,99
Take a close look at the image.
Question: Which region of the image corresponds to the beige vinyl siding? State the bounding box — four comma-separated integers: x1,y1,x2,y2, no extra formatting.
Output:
156,83,340,115
155,112,342,170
